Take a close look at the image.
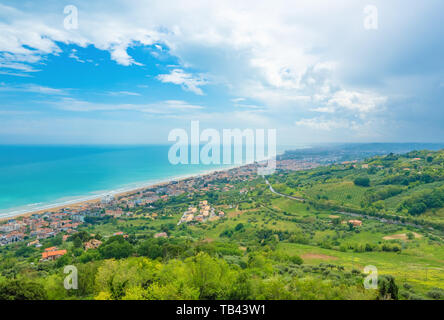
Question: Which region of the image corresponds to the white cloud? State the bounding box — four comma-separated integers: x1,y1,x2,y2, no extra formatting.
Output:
295,117,352,131
48,97,204,114
107,91,141,96
68,49,85,63
0,83,67,95
156,69,207,95
310,106,335,113
327,90,387,113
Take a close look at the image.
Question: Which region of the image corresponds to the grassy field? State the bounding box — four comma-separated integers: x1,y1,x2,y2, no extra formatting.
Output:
302,181,368,207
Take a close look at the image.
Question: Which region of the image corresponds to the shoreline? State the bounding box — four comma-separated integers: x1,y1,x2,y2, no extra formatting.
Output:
0,164,242,222
0,146,290,222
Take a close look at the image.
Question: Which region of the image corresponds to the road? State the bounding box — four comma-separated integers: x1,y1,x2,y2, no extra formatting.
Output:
264,177,305,201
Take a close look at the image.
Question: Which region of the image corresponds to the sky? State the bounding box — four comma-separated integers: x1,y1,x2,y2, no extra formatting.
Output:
0,0,443,145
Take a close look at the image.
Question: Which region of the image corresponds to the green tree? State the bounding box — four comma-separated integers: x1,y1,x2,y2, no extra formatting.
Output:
99,236,133,259
378,275,399,300
73,237,83,249
0,280,47,300
354,177,370,187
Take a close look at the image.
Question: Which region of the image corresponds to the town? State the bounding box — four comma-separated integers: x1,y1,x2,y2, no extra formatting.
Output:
0,159,317,249
0,157,346,252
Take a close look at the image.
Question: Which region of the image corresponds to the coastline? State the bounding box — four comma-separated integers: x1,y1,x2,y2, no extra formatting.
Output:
0,145,291,222
0,164,241,222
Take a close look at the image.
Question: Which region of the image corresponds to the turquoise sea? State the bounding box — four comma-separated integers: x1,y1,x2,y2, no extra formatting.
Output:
0,145,236,218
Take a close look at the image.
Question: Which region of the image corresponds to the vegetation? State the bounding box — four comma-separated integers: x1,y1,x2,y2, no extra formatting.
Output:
0,148,443,300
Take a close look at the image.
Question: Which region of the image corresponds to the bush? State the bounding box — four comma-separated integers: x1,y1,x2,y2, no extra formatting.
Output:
354,177,370,187
0,280,47,300
427,288,444,300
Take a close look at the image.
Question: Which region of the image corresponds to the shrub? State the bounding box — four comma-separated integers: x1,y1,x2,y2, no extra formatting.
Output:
427,288,444,300
354,177,370,187
0,280,47,300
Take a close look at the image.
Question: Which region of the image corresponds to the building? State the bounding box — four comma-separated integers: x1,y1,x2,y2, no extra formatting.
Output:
154,232,168,238
27,239,40,247
101,194,115,204
84,239,102,250
41,247,67,261
348,220,362,227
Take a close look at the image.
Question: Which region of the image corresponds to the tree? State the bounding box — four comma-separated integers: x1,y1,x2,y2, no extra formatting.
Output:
235,223,244,231
0,280,47,300
73,236,83,249
187,252,233,299
378,275,398,300
354,177,370,187
137,240,162,259
99,236,133,259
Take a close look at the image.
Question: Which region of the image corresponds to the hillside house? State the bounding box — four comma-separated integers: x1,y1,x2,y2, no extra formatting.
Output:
84,239,102,250
41,248,67,261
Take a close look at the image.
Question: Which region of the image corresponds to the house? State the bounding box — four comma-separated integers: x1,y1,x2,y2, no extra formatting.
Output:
348,220,362,227
101,194,115,204
201,210,209,217
361,164,369,169
27,239,40,247
105,208,123,217
44,246,58,252
71,214,85,223
189,207,197,213
84,239,102,250
0,231,25,245
154,232,168,238
41,249,67,261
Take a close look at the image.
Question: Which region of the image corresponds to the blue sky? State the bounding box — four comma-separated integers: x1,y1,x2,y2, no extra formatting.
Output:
0,0,443,145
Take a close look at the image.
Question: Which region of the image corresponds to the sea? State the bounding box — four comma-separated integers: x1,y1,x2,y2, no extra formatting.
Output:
0,144,292,219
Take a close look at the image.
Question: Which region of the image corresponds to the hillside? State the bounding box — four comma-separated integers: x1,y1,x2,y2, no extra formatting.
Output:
0,149,443,300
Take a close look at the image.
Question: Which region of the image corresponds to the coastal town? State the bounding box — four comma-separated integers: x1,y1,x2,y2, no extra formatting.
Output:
0,158,322,252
